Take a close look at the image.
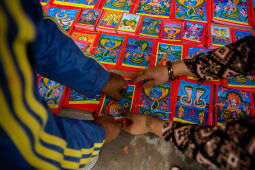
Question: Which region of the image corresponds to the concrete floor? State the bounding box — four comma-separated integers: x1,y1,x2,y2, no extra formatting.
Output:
60,108,206,170
93,132,205,170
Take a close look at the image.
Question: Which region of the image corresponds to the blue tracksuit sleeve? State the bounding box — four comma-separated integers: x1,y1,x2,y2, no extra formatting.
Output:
0,0,106,169
34,13,109,97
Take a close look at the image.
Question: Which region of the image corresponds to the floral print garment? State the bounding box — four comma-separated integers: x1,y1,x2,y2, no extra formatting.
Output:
184,36,255,84
164,36,255,169
163,119,255,169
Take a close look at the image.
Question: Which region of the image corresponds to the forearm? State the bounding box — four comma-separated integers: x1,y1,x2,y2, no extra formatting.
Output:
184,36,255,83
33,14,109,97
172,61,195,77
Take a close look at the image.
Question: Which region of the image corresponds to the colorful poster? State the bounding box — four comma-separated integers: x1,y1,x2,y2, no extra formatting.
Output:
74,41,88,51
53,0,99,8
139,83,171,120
187,46,210,58
93,34,124,65
69,89,101,104
210,25,231,46
77,9,101,26
156,43,183,66
183,22,204,42
140,17,162,38
99,85,135,120
103,0,133,12
226,76,255,88
217,86,252,125
137,0,172,18
98,11,122,29
40,0,50,5
47,7,78,32
233,29,254,42
118,13,141,33
71,32,96,53
174,80,211,125
213,0,249,25
122,38,154,69
162,22,182,41
175,0,208,22
38,77,65,108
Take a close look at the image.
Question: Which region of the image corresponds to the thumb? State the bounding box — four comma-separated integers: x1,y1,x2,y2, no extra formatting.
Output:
123,123,132,133
115,121,123,129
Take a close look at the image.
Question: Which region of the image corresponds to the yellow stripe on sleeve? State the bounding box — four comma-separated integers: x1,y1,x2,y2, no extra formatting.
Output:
2,0,105,168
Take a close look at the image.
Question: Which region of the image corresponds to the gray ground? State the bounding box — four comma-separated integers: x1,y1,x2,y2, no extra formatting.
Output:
93,132,205,170
60,108,206,170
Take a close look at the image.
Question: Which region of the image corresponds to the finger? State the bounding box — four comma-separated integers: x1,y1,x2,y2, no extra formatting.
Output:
113,91,123,101
142,80,157,88
115,121,123,129
132,69,145,79
132,72,150,84
123,124,132,132
104,114,115,121
132,70,147,83
123,112,132,119
119,81,128,96
122,119,128,129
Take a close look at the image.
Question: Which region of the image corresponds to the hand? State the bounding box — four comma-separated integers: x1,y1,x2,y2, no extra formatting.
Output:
123,112,148,135
95,115,122,143
102,72,128,101
132,66,169,88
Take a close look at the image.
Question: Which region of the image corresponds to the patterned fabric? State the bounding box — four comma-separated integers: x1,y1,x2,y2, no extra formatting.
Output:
184,36,255,84
162,119,255,169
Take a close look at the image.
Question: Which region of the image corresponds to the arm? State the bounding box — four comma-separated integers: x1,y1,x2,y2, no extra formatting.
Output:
33,12,109,97
33,9,127,100
133,36,255,86
124,113,255,169
184,36,255,83
0,0,121,169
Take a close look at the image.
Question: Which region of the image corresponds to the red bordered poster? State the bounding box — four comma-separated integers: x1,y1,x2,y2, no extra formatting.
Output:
159,20,184,44
51,0,102,9
116,13,143,35
73,38,90,52
74,8,103,32
154,42,185,66
221,76,255,93
99,0,138,13
96,10,123,33
215,85,255,126
133,81,174,121
63,88,102,112
70,29,99,53
44,4,82,35
250,0,255,27
132,0,175,19
212,0,253,28
38,76,67,114
90,32,126,69
181,21,207,46
172,0,212,23
137,16,163,39
208,24,232,49
94,76,138,120
231,28,255,43
118,36,157,72
171,78,215,125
